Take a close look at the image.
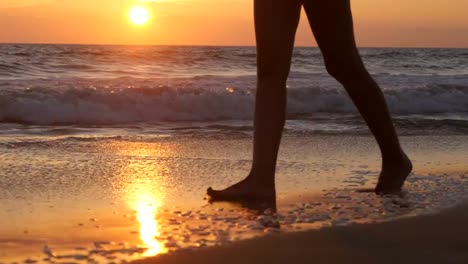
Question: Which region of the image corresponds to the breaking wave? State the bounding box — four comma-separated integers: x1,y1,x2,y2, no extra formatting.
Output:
1,84,467,125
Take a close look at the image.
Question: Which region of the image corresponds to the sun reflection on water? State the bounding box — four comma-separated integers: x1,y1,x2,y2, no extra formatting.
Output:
108,141,176,256
134,192,165,256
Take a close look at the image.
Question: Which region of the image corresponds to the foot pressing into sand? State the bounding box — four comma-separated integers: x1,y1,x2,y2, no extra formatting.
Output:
207,176,275,202
375,153,413,194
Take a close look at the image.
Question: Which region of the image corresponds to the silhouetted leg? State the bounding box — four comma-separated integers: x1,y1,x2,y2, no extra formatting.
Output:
302,0,412,193
207,0,302,201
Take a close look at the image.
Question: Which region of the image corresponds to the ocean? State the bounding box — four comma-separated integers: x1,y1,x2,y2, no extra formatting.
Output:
1,44,467,262
1,44,468,134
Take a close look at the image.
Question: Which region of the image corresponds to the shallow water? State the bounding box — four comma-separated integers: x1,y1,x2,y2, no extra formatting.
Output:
0,134,467,262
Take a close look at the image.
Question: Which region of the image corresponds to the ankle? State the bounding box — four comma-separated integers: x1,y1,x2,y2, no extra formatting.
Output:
246,172,275,189
382,151,411,169
382,146,405,161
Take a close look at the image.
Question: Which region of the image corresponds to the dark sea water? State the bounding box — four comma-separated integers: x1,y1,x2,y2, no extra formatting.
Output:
0,44,468,136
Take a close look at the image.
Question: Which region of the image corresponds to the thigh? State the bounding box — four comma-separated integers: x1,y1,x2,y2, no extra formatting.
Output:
255,0,302,79
302,0,361,62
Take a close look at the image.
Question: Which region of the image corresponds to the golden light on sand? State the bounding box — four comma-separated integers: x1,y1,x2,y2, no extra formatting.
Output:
128,5,151,26
134,192,164,256
108,141,176,256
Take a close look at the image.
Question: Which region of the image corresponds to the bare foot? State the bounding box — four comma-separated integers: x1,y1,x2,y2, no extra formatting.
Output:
207,177,275,202
375,153,413,194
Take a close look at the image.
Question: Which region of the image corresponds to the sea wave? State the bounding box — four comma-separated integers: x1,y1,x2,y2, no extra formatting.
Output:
1,83,467,125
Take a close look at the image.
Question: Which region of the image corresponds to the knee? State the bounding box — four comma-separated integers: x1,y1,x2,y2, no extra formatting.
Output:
257,64,290,89
256,71,288,100
323,53,366,83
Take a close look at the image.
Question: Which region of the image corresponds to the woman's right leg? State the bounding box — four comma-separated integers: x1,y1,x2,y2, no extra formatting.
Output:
207,0,302,201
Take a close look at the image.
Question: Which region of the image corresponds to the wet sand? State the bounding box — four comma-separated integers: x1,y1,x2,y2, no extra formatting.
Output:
135,202,468,264
1,135,467,262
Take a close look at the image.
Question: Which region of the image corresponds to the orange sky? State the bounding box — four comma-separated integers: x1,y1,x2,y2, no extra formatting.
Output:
1,0,467,47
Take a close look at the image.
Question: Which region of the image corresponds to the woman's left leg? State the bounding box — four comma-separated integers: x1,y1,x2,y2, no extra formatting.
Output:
302,0,412,193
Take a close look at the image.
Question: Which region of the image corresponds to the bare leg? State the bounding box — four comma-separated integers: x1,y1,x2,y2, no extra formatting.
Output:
302,0,412,193
207,0,302,201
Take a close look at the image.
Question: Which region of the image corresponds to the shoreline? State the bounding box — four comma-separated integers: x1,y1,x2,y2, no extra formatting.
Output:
135,201,468,264
1,135,467,262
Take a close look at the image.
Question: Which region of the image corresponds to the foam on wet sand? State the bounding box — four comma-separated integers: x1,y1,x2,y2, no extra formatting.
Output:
0,135,467,263
133,201,468,264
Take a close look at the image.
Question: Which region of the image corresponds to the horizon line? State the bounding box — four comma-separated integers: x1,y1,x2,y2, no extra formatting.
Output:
1,42,467,49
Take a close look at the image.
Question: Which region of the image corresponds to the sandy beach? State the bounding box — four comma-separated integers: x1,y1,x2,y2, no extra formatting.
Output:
1,134,467,262
135,202,468,264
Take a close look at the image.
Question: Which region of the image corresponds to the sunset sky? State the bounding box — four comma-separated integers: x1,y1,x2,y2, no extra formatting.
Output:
1,0,467,47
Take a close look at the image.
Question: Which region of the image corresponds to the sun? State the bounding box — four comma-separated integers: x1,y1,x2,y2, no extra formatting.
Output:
128,5,151,26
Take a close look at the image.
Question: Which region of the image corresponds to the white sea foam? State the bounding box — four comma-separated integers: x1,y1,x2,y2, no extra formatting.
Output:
0,83,467,125
1,45,467,127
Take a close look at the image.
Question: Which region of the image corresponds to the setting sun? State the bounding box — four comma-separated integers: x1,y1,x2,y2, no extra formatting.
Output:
128,5,151,26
